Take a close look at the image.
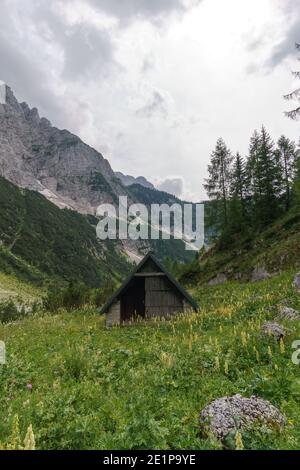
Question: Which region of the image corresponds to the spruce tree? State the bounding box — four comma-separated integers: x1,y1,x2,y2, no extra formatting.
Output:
248,127,281,227
276,135,297,211
292,146,300,206
204,138,233,228
229,153,248,230
284,43,300,120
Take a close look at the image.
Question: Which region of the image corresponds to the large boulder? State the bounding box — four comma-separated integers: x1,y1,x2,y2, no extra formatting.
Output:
293,273,300,294
276,306,300,322
261,322,286,340
199,394,285,441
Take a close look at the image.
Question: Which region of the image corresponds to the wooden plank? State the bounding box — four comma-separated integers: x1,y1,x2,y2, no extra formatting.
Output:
134,273,165,278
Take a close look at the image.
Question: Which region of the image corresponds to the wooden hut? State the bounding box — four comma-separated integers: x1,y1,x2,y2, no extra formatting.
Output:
101,252,198,326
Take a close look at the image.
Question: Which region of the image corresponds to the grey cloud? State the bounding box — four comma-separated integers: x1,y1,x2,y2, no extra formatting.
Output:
136,91,168,118
87,0,190,23
267,21,300,69
157,177,184,197
266,0,300,68
30,2,118,80
0,28,69,128
62,26,117,80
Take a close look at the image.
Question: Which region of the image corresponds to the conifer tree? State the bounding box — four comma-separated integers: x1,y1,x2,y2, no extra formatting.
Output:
284,43,300,120
293,146,300,206
229,153,248,229
248,127,281,227
276,135,297,211
204,138,233,228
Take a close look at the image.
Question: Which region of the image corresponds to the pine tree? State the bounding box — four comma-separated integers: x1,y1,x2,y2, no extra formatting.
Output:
293,146,300,206
284,43,300,120
229,153,248,230
247,130,261,199
248,127,281,227
276,135,297,211
204,138,233,228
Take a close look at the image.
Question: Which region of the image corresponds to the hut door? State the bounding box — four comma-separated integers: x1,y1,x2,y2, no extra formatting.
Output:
121,278,145,322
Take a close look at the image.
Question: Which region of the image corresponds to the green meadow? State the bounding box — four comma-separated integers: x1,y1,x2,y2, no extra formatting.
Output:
1,271,300,450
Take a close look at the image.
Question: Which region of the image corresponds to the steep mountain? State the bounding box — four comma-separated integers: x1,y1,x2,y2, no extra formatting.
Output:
115,172,155,190
0,85,128,215
0,176,130,287
0,84,198,264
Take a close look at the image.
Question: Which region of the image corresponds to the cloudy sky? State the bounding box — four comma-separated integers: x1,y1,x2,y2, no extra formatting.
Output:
1,0,300,201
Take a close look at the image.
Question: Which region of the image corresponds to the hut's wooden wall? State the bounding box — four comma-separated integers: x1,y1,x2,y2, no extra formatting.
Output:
145,276,183,318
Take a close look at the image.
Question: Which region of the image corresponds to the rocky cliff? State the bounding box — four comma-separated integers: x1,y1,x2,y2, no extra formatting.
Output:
0,85,128,214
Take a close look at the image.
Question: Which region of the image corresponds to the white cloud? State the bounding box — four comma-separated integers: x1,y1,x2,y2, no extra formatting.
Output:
0,0,299,202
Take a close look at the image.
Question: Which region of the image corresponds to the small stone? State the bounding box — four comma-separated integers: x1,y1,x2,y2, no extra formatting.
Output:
276,306,300,322
293,273,300,294
199,394,285,441
261,322,286,340
207,273,227,286
251,267,272,282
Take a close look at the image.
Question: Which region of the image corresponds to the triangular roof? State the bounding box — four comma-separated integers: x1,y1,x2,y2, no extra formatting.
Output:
101,252,198,314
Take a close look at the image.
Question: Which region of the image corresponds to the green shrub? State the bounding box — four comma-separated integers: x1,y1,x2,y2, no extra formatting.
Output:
93,280,118,308
0,300,25,323
42,282,90,312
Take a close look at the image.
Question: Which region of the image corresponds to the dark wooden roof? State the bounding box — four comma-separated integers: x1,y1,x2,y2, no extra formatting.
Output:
100,252,198,314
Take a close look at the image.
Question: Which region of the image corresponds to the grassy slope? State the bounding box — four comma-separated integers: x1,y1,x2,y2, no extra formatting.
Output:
1,271,300,449
180,210,300,285
0,176,130,287
0,272,42,303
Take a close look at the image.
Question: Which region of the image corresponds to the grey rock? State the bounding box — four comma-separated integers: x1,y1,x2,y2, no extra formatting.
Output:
261,322,286,340
207,273,227,286
0,85,129,215
276,306,300,321
200,394,285,440
251,267,272,282
293,273,300,294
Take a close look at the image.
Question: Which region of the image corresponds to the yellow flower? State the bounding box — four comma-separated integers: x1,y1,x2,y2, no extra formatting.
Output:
253,346,260,362
235,431,244,450
24,425,35,451
279,338,285,354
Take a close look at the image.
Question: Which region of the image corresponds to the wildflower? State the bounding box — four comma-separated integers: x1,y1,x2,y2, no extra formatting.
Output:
7,415,22,450
235,431,244,450
26,383,33,392
268,346,273,358
241,331,247,347
23,425,35,451
224,360,229,375
253,346,260,362
214,356,220,371
279,338,285,354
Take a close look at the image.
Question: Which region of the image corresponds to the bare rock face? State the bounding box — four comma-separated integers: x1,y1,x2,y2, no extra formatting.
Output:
261,322,286,340
293,273,300,294
200,394,285,440
0,85,127,215
207,273,227,286
276,306,300,322
251,267,272,282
